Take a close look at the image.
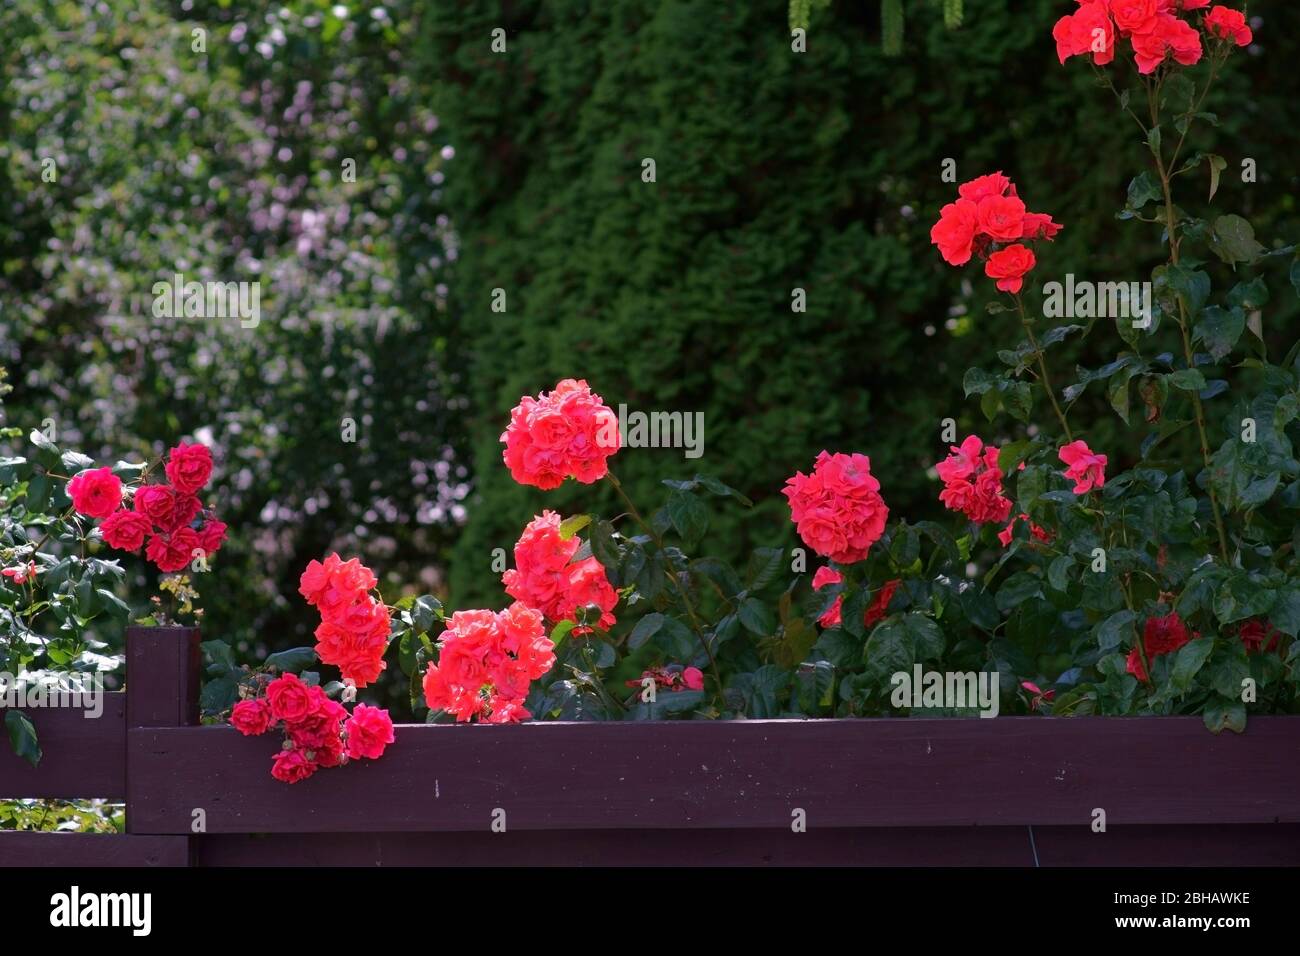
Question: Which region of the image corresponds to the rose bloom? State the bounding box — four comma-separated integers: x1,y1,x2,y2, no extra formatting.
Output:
1111,0,1159,34
998,513,1053,548
783,451,889,564
1238,619,1280,655
1,562,38,585
100,510,152,552
164,442,213,494
270,746,318,784
67,467,122,519
682,666,705,691
935,436,1013,526
1052,2,1115,65
145,527,201,573
501,379,620,490
1059,440,1108,494
154,491,201,534
1126,611,1195,682
1205,5,1252,46
266,673,314,723
984,244,1036,294
197,519,228,554
230,698,273,736
929,198,980,265
1020,212,1063,241
956,171,1012,203
344,704,396,760
976,194,1028,242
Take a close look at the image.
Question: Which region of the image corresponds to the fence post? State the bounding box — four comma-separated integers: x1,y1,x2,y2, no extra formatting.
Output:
125,625,201,864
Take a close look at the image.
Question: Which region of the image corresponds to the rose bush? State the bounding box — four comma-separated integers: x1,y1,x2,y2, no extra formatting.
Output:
359,2,1291,731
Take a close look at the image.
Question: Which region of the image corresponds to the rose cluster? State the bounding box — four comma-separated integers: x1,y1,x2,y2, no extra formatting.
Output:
76,443,228,573
625,665,705,694
934,435,1014,526
929,172,1062,293
812,567,901,631
783,451,890,564
502,511,619,633
299,554,391,688
422,603,557,723
230,673,395,784
501,378,621,490
1054,2,1251,76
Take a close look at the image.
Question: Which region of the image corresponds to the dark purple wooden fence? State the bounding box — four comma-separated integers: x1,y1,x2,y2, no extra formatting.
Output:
2,626,1298,866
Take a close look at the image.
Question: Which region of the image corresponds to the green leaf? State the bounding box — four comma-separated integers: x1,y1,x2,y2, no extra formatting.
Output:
695,475,753,507
558,514,592,540
5,710,41,768
1213,575,1276,625
1167,368,1207,391
1048,555,1074,593
589,520,621,569
1206,153,1227,201
738,597,774,637
1210,214,1265,266
745,547,785,591
201,639,237,677
1096,610,1138,651
889,525,920,568
627,612,665,650
199,677,240,713
1194,306,1245,362
266,646,318,673
996,572,1043,612
1126,172,1162,211
1169,637,1213,692
666,489,708,543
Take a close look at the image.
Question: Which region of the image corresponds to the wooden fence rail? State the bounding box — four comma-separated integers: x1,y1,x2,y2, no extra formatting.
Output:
2,626,1298,866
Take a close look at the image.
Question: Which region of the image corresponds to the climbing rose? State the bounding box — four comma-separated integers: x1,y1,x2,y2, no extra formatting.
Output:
100,510,152,552
783,451,889,564
1126,611,1195,681
270,746,318,784
164,442,213,494
230,698,273,736
422,603,555,723
984,244,1036,294
1205,6,1252,46
197,519,228,554
935,436,1013,525
502,511,618,631
299,554,389,687
344,704,396,760
1059,440,1108,494
929,199,979,266
501,379,621,489
145,528,201,573
1052,2,1115,66
67,467,122,519
266,673,315,724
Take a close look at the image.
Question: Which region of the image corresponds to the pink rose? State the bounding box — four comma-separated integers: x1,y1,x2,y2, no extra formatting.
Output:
930,199,980,266
266,673,314,723
1204,6,1252,46
984,244,1036,294
230,698,273,736
100,510,152,552
145,527,201,573
67,467,122,519
1059,440,1108,494
270,746,318,784
164,442,213,494
344,704,396,760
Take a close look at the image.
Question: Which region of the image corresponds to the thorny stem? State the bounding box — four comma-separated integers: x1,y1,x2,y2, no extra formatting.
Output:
1014,295,1074,442
1146,72,1231,563
604,470,723,698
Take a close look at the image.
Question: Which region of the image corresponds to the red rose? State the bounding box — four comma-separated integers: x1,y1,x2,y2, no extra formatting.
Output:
230,698,273,736
164,442,213,494
1126,611,1195,681
344,704,395,760
197,519,228,554
984,244,1036,294
67,467,123,519
100,510,152,552
270,746,318,784
145,528,201,573
976,194,1028,242
929,199,980,266
1205,6,1252,46
1239,619,1280,655
265,673,314,723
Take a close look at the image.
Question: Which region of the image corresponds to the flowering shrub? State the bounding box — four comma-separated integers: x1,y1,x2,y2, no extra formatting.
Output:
381,1,1290,733
0,369,225,764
